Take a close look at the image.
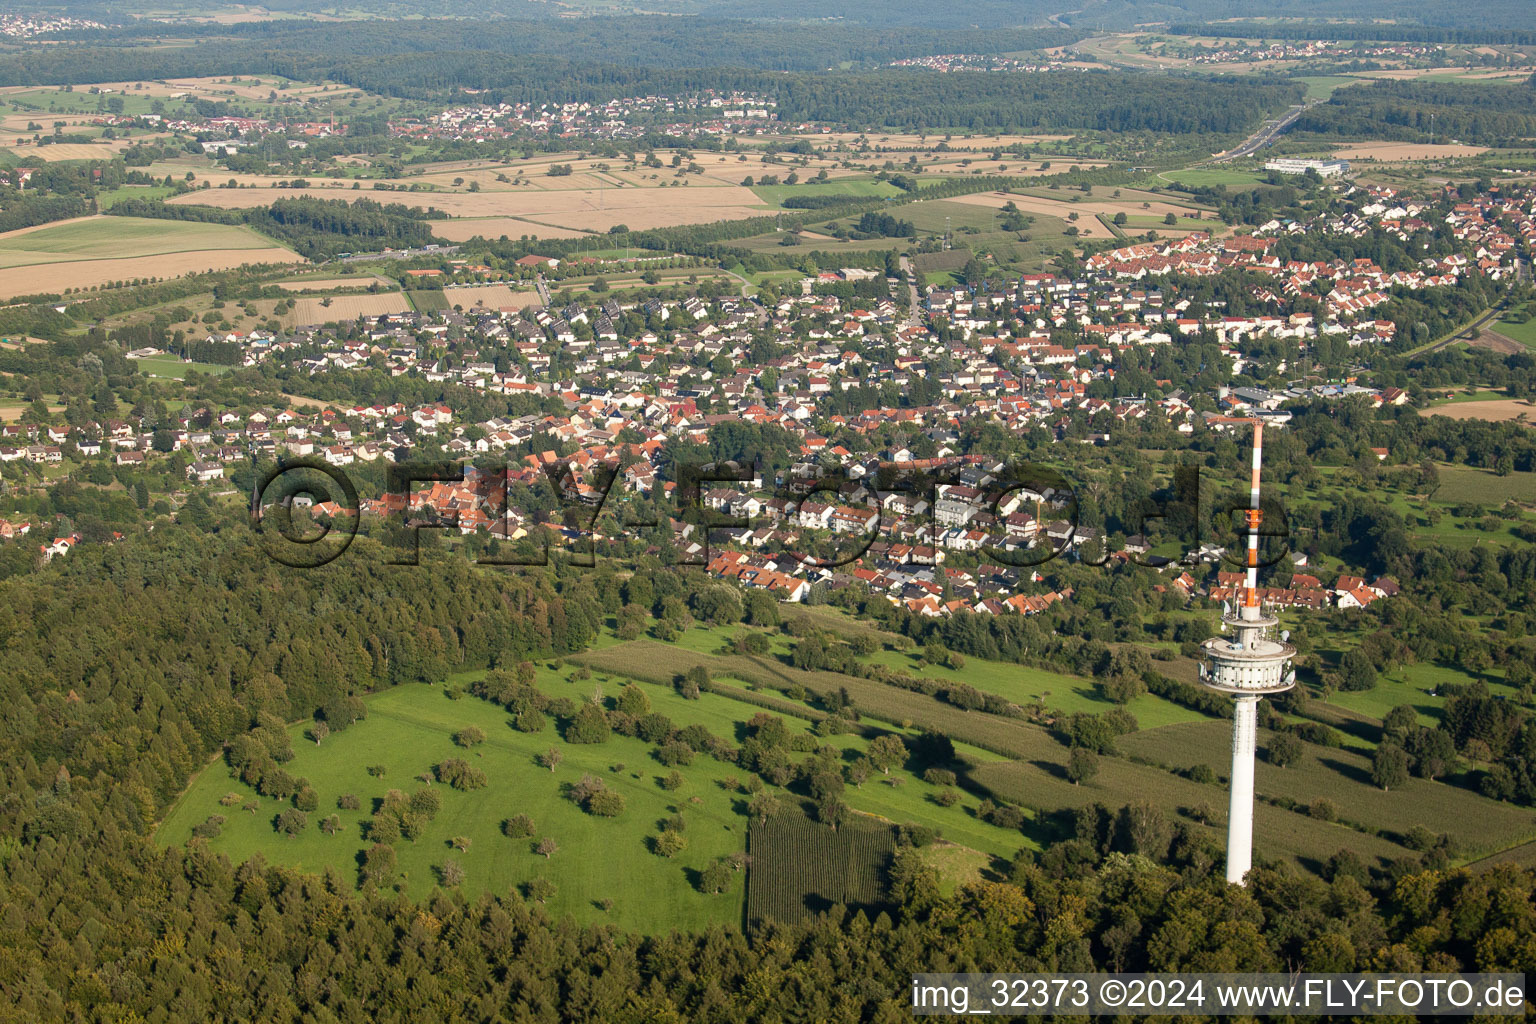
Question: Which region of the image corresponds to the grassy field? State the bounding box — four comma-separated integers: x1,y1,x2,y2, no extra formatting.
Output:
1491,310,1536,349
406,289,450,312
130,354,234,378
1293,75,1362,101
572,621,1416,870
749,179,904,207
1152,168,1268,189
96,185,177,210
159,679,756,932
159,645,1041,931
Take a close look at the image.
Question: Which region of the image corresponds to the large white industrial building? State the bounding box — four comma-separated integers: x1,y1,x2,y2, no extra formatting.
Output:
1265,157,1350,177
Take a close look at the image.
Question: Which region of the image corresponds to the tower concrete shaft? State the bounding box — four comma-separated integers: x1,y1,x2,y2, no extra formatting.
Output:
1226,696,1258,884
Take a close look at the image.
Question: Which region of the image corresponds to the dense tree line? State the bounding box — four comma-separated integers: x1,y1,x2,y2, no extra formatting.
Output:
853,211,915,238
0,194,92,234
106,197,444,259
771,72,1301,135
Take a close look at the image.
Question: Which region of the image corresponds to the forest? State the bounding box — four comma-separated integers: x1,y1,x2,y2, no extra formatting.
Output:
6,18,1082,79
0,20,1295,137
1295,79,1536,146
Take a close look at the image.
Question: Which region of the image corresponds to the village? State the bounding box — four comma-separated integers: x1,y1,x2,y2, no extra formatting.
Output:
8,176,1532,612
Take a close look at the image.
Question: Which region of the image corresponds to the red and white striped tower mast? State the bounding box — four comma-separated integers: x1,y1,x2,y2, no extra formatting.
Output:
1200,419,1295,885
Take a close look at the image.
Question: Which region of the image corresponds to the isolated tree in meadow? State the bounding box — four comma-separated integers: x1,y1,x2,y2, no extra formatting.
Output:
1372,743,1410,792
660,770,685,791
654,829,687,857
699,861,732,894
526,877,556,903
538,747,562,772
275,809,308,836
568,703,611,744
454,726,486,748
319,814,341,835
656,740,694,768
747,792,781,823
587,789,625,817
440,859,465,887
369,813,401,844
451,835,472,852
409,788,441,819
535,836,558,859
617,683,650,718
1339,649,1377,691
436,758,487,790
307,721,329,745
192,815,225,840
503,814,535,838
1067,746,1099,786
1267,733,1304,768
868,734,907,774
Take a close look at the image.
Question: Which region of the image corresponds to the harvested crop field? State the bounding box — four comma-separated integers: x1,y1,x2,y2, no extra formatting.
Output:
441,284,542,311
1332,142,1489,161
287,293,412,325
0,141,135,161
430,218,590,241
0,215,299,299
171,184,769,233
1421,399,1536,423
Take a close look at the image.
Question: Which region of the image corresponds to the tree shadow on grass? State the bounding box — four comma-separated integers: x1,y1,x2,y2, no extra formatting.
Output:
1317,755,1374,787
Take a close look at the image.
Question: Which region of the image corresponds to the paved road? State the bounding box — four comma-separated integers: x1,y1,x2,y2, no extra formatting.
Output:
1423,304,1508,354
897,255,921,326
722,268,753,298
1214,104,1311,163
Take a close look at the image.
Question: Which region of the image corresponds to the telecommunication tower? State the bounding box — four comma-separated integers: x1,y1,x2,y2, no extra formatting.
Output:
1199,420,1295,885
